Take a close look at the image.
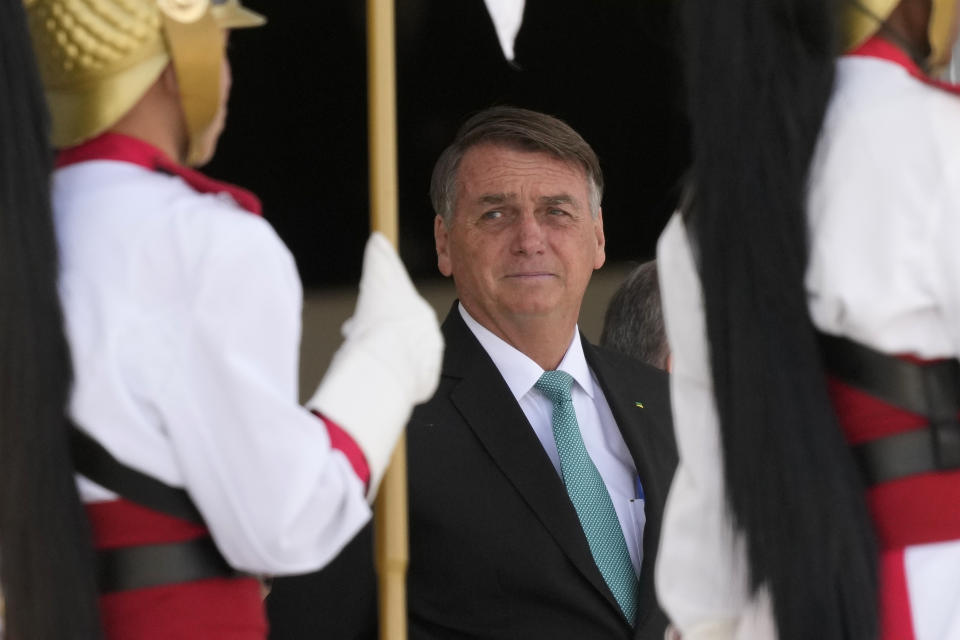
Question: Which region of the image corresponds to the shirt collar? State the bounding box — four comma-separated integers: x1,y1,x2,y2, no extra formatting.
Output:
847,35,960,97
55,132,263,215
458,302,595,402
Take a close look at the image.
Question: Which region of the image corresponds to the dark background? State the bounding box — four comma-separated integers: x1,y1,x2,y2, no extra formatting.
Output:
205,0,689,288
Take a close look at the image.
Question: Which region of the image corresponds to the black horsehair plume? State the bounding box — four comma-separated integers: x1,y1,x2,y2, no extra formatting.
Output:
0,0,103,637
682,0,878,638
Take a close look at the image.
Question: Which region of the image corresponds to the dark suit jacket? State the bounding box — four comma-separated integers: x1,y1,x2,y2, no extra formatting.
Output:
405,306,676,639
266,305,677,640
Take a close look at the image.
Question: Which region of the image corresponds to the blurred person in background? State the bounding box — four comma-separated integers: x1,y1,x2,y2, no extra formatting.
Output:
600,260,670,371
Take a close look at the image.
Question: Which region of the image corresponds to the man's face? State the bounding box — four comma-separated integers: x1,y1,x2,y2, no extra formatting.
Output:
435,143,605,335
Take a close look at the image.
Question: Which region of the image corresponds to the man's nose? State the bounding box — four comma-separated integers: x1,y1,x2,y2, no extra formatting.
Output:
511,211,545,255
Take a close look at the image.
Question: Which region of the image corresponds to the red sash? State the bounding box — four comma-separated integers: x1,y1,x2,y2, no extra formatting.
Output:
87,499,267,639
827,374,960,550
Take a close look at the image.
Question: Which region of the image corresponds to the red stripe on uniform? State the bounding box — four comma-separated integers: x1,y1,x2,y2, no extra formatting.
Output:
825,378,927,445
56,133,263,215
99,577,267,639
826,371,960,549
86,499,209,549
312,410,371,490
880,549,916,640
85,500,267,638
868,471,960,550
849,36,960,97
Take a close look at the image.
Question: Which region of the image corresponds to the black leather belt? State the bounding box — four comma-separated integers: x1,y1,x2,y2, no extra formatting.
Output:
98,537,238,593
71,423,239,592
852,424,960,485
817,332,960,485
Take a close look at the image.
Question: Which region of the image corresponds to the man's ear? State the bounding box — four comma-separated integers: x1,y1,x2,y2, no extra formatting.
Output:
593,207,606,270
435,215,453,277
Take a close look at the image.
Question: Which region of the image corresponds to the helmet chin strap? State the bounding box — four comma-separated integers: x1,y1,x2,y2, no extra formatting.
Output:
927,0,960,72
879,21,932,70
946,37,960,82
161,9,224,166
848,0,929,68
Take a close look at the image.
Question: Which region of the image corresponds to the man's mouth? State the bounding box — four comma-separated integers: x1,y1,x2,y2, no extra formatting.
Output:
504,272,555,280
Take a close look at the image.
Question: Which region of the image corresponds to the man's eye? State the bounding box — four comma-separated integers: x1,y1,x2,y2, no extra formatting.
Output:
481,210,503,220
548,209,570,217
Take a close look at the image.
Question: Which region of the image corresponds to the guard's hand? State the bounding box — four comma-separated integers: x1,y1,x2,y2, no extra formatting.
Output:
307,233,443,497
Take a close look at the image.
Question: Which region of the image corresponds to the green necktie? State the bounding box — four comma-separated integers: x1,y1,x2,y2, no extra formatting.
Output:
535,370,639,624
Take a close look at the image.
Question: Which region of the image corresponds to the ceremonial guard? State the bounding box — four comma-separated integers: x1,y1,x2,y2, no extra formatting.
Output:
655,0,960,638
1,1,442,638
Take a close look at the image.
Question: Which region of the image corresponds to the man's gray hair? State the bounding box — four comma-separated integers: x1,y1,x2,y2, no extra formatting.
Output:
430,106,604,224
600,260,670,370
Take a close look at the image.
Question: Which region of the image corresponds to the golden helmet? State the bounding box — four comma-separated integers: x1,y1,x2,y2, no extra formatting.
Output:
24,0,265,165
842,0,959,70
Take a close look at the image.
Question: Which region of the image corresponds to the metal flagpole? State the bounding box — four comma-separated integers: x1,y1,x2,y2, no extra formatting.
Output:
367,0,407,639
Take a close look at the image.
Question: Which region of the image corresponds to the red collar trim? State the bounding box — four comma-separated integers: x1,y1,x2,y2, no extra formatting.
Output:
847,35,960,97
56,133,263,216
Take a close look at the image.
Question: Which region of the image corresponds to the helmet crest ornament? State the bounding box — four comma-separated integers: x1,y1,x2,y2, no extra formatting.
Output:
157,0,210,24
23,0,264,165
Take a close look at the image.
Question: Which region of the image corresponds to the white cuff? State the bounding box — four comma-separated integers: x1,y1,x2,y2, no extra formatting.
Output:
307,343,412,501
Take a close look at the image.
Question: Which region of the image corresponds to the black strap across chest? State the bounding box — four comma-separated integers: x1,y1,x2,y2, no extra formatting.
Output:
70,426,204,524
817,333,960,485
70,424,239,592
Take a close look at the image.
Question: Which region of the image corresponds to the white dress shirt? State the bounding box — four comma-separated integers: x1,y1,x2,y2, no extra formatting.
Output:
459,303,645,575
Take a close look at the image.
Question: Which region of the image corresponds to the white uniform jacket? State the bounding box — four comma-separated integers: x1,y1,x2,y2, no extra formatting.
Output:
54,157,370,576
655,50,960,640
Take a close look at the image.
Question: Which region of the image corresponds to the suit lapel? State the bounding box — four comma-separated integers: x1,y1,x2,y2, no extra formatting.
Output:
441,308,628,622
583,340,668,638
584,340,650,471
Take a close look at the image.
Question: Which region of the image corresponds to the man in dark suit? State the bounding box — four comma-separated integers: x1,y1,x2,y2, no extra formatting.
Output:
407,106,676,640
266,106,676,640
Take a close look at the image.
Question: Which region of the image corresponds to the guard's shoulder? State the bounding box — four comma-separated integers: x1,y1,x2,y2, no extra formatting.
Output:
140,173,288,259
119,167,298,294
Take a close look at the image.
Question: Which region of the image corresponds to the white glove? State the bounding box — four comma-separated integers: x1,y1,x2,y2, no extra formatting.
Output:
308,232,443,498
